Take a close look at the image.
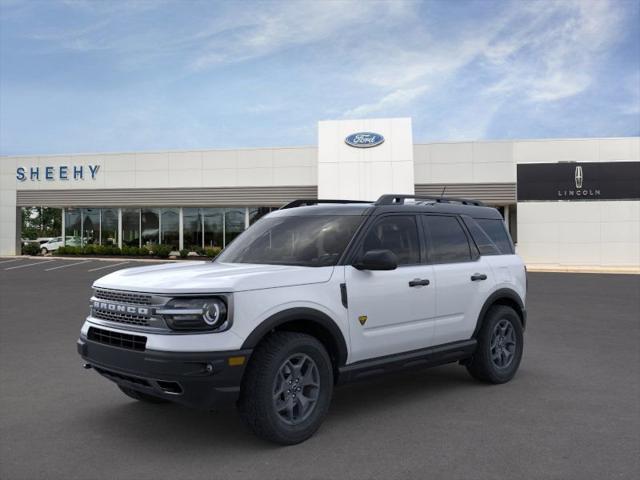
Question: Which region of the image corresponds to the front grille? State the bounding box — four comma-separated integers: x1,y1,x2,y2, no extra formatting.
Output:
88,327,147,351
92,309,150,326
94,289,152,305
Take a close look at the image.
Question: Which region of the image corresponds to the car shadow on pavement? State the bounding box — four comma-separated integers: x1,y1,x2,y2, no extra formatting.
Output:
72,364,481,450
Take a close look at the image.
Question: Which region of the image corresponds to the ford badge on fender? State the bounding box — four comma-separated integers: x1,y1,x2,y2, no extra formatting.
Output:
345,132,384,148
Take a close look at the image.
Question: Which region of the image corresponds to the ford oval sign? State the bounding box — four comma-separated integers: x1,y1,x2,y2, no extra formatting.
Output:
345,132,385,148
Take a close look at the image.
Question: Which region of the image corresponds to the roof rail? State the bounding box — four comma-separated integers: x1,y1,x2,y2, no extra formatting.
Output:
280,199,372,209
375,194,485,207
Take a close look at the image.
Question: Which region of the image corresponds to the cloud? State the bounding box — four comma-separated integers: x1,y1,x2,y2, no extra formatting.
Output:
190,1,414,71
343,85,429,118
343,0,627,136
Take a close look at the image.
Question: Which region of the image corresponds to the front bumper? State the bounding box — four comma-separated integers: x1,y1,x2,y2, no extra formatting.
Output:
77,337,252,409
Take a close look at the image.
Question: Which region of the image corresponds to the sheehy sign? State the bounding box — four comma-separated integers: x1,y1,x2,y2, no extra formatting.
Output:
16,165,100,182
517,161,640,201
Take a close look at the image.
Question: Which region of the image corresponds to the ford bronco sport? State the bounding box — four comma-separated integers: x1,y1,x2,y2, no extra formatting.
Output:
78,194,527,444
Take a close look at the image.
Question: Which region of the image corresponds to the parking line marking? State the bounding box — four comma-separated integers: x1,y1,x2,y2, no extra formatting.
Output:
87,262,129,272
5,260,56,270
45,260,92,271
0,258,23,265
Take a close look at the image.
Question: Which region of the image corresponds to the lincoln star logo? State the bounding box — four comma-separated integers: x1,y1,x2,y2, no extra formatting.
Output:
93,300,149,316
345,132,385,148
575,166,583,189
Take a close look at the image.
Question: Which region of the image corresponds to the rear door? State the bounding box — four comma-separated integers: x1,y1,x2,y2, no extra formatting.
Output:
345,214,436,363
421,215,495,345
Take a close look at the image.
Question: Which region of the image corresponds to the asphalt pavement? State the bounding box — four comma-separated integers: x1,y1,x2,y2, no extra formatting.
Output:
0,258,638,480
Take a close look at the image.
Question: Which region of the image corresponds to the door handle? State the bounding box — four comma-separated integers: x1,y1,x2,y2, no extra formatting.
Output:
471,273,487,281
409,278,430,287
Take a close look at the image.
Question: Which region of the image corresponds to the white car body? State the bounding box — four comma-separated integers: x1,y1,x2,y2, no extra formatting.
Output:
84,252,525,361
78,196,527,444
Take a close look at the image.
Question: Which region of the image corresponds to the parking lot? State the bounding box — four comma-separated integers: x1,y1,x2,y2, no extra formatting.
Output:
0,258,638,480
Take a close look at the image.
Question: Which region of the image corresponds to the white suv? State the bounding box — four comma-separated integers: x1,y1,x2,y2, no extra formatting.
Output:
78,195,527,444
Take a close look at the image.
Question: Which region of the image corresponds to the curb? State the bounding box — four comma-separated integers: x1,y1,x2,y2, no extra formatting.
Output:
526,265,640,275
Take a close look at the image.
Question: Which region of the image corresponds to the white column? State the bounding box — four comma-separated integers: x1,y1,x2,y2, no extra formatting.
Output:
504,205,510,230
138,208,142,248
244,207,249,229
178,208,184,251
61,208,66,245
117,208,123,249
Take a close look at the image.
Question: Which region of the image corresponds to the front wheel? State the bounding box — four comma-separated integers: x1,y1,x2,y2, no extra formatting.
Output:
238,332,334,445
40,248,48,255
466,305,523,384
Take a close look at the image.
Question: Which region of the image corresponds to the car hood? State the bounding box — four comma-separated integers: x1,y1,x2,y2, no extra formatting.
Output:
93,261,335,294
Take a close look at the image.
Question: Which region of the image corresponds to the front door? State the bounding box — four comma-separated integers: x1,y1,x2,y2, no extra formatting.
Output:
345,214,436,363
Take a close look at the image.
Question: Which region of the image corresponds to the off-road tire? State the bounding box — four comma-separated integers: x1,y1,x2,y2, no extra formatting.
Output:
118,385,169,404
238,332,334,445
466,305,523,384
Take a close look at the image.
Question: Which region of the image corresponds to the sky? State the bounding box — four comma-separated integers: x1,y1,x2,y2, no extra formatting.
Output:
0,0,639,155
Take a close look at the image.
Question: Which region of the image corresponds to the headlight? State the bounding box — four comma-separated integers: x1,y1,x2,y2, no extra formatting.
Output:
157,297,229,332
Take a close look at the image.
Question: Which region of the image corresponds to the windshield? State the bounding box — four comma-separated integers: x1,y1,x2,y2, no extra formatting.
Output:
216,215,363,267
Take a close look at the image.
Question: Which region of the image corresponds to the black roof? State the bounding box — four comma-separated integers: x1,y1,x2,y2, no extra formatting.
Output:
275,195,503,220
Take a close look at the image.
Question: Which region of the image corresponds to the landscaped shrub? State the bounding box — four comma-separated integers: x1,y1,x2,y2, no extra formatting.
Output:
22,243,40,256
154,244,172,259
204,247,222,259
179,249,189,259
58,246,80,255
104,245,120,256
83,244,95,255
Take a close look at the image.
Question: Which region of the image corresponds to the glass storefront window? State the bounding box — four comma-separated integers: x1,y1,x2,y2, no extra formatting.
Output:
183,208,202,250
224,208,246,246
82,208,100,245
122,208,140,247
64,208,82,246
141,208,160,247
203,208,224,248
160,208,179,249
249,207,272,225
101,208,118,246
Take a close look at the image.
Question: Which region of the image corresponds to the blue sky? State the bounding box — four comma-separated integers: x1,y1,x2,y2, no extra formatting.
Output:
1,0,639,155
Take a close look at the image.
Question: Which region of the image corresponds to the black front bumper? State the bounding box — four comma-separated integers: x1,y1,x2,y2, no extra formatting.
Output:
77,337,252,410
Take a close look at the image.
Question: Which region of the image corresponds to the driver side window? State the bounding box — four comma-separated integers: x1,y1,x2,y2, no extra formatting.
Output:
360,215,420,265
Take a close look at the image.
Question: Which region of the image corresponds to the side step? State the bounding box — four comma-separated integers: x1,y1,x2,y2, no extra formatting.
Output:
337,339,477,384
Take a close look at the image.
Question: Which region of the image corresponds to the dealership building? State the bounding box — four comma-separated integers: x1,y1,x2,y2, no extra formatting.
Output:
1,118,639,268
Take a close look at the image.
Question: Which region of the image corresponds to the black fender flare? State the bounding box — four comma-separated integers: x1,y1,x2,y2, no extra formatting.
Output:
473,288,526,338
241,307,349,366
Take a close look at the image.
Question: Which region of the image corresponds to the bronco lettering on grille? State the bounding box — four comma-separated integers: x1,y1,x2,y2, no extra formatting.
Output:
92,300,149,316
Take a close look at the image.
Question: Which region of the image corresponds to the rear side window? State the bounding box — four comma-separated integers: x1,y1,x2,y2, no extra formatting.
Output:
462,217,500,256
423,215,472,264
475,218,514,254
361,215,420,265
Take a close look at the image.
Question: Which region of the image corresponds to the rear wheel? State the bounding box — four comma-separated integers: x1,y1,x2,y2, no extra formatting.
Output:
40,248,48,255
118,385,169,404
466,305,523,384
238,332,333,445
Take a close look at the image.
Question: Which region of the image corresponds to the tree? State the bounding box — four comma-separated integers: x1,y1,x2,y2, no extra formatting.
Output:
21,207,62,239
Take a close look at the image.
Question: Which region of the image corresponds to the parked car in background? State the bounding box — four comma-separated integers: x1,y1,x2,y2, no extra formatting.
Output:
40,236,81,254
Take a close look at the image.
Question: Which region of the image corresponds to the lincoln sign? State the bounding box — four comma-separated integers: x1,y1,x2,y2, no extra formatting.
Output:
516,161,640,201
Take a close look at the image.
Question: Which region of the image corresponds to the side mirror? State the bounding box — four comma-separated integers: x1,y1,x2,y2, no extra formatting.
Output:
353,249,398,271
